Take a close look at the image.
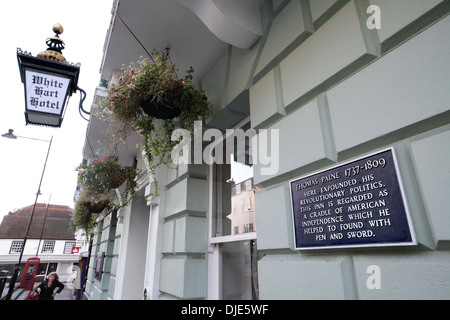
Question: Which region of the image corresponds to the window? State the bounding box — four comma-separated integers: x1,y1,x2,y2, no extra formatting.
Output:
208,118,264,300
64,241,76,254
219,240,262,299
47,263,57,274
210,155,255,237
37,263,48,276
10,241,23,254
41,240,55,253
37,263,58,277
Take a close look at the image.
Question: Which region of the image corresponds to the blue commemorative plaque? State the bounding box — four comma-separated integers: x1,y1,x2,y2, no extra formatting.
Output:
290,148,416,250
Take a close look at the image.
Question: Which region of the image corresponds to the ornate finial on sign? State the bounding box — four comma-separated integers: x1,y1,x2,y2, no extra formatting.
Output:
53,23,64,35
37,24,66,63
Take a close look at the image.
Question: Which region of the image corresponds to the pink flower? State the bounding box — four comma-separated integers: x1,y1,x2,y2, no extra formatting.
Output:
181,80,186,86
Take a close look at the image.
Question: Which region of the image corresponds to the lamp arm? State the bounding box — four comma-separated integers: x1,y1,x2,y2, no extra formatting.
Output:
76,86,90,119
79,108,89,121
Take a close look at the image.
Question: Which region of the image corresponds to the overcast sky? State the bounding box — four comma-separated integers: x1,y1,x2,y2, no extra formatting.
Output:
0,0,114,222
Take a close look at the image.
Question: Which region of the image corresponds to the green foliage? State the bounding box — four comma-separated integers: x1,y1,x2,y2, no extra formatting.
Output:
73,156,139,233
100,50,213,199
72,195,105,234
77,156,139,206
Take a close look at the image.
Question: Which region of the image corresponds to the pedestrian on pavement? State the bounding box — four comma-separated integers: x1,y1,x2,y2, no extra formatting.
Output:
36,272,65,300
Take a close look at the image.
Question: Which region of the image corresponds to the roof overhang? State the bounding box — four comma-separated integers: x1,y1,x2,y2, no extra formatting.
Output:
100,0,263,82
84,0,264,164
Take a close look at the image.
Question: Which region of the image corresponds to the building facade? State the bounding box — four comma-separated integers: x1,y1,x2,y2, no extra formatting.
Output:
229,178,259,236
0,204,80,283
81,0,450,300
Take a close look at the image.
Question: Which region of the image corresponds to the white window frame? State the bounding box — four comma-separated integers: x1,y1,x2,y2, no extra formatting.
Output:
235,183,241,194
41,240,55,253
64,241,77,254
10,240,24,254
207,116,257,299
245,179,252,191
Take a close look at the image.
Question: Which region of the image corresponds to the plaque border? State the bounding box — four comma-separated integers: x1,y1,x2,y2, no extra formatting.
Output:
289,147,417,250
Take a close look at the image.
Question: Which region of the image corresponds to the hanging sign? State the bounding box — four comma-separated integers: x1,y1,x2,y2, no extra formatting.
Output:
25,69,70,116
290,148,416,250
17,51,80,128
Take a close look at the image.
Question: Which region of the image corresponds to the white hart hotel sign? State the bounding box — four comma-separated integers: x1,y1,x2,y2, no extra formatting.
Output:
25,69,70,118
17,48,81,128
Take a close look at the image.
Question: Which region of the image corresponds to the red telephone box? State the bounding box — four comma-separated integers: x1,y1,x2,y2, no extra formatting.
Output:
20,257,40,290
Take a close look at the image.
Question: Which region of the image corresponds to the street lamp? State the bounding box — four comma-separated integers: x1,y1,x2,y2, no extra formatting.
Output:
1,129,17,139
2,130,53,300
17,23,89,127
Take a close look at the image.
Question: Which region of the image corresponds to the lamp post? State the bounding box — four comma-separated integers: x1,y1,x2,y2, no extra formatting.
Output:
17,23,89,127
2,129,53,300
36,194,51,257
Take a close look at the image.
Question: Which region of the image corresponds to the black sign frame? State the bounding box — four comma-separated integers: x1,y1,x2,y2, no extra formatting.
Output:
290,148,416,250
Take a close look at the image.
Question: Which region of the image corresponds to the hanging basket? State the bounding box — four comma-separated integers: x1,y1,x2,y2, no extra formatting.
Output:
140,98,182,120
84,200,109,214
140,83,184,120
110,170,128,189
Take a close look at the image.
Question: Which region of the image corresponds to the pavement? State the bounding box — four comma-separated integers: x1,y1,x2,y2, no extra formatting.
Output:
54,284,75,300
2,282,75,300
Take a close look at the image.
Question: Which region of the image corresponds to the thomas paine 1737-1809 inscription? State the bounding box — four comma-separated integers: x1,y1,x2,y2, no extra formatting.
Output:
290,148,416,250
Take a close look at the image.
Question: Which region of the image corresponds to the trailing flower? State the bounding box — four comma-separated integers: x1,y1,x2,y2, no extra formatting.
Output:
100,49,213,199
76,156,139,209
72,194,111,234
